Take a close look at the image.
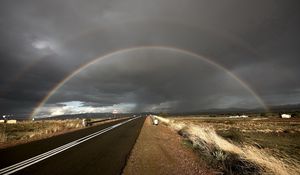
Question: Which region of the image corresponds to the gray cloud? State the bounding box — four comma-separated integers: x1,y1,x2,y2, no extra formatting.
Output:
0,0,299,117
46,50,266,114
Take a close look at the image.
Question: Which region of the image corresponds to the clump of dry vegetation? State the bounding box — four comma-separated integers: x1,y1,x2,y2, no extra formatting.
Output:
0,119,83,148
156,116,300,175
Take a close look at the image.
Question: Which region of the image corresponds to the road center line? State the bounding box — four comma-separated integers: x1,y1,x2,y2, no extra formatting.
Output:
0,117,138,175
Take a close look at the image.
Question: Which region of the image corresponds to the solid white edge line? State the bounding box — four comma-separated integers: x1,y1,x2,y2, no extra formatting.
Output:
1,117,137,174
0,126,113,173
4,125,116,175
0,117,139,175
0,118,136,174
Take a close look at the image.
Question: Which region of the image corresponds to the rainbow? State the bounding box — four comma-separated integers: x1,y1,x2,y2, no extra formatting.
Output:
31,46,268,118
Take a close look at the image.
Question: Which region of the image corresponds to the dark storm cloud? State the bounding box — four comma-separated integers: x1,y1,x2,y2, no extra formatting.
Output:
46,50,267,113
0,0,299,117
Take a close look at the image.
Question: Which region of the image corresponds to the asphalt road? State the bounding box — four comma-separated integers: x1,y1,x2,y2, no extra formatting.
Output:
0,117,145,175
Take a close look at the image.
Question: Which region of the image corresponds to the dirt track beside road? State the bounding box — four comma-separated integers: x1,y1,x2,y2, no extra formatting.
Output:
123,117,213,175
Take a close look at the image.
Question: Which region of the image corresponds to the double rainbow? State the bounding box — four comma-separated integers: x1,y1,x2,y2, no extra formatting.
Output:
31,46,268,118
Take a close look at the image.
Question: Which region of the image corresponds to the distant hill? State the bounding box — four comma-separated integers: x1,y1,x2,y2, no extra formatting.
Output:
36,113,116,120
269,103,300,112
165,103,300,116
7,103,300,120
33,104,300,119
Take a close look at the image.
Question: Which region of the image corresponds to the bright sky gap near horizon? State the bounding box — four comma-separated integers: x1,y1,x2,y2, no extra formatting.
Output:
0,0,299,118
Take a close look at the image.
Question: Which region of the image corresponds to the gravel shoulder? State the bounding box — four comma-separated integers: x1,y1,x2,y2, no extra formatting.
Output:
123,117,213,175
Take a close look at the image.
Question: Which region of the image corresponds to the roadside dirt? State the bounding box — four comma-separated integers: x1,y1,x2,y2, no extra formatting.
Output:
123,117,213,175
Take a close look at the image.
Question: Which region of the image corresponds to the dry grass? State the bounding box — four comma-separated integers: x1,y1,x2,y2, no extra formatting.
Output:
0,117,128,149
155,116,300,175
0,132,7,142
0,119,83,148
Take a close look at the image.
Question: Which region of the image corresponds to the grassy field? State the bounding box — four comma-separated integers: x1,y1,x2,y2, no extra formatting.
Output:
157,115,300,175
0,117,127,149
219,119,299,164
0,119,83,148
172,116,300,161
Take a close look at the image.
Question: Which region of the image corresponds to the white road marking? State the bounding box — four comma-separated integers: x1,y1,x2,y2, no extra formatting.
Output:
0,117,139,175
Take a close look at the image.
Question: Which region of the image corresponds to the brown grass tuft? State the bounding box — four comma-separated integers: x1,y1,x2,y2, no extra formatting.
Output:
0,119,83,148
155,116,300,175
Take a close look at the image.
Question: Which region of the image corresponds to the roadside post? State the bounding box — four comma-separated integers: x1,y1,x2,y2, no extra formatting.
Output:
112,109,118,119
153,118,159,125
150,115,159,125
82,119,88,127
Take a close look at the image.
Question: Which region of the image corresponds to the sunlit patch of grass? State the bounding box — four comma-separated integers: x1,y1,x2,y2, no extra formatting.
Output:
0,119,83,147
219,128,245,143
0,132,7,142
156,116,300,175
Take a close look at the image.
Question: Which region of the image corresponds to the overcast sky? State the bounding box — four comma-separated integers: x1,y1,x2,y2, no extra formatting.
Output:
0,0,299,118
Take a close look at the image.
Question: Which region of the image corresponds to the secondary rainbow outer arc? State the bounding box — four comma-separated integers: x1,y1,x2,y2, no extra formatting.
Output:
30,46,268,118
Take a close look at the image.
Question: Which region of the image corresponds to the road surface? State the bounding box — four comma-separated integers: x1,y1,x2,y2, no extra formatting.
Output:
0,117,145,175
